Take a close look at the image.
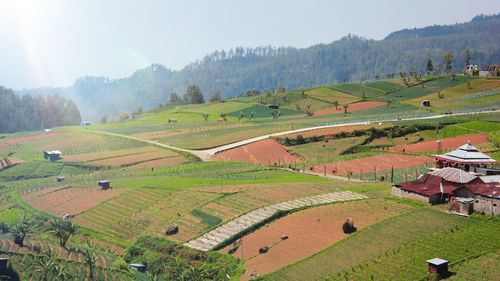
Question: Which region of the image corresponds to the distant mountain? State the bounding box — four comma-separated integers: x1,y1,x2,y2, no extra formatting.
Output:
17,14,500,120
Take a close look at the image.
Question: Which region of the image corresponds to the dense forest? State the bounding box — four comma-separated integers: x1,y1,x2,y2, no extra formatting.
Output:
17,14,500,120
0,86,81,134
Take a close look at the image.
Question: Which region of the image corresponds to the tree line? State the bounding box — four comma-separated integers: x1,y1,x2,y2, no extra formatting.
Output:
18,14,500,121
0,86,81,134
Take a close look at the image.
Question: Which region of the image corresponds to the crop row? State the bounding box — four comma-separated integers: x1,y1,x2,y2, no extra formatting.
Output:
262,208,471,281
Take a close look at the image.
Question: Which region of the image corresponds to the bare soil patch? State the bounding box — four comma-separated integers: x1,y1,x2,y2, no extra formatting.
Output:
129,156,187,168
62,146,158,162
221,199,412,280
213,139,301,165
89,150,180,166
309,101,386,117
24,187,126,216
390,134,489,153
314,154,432,177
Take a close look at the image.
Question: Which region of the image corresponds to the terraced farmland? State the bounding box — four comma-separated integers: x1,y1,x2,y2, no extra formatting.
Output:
262,208,472,281
184,191,368,251
223,199,413,280
305,87,360,104
73,188,220,241
332,218,500,280
23,186,127,216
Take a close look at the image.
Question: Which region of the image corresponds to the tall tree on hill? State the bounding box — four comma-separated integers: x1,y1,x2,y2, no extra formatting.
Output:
209,91,222,103
444,52,454,74
426,59,434,75
168,92,182,106
465,48,471,65
184,84,205,104
343,104,349,114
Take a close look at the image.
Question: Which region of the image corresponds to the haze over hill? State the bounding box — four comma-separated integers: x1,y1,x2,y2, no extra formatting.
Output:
16,14,500,120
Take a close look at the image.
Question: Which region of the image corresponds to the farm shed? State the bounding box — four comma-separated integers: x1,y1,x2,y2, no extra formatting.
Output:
434,142,497,171
129,263,146,272
393,167,500,215
463,183,500,215
426,258,448,276
447,197,473,216
98,180,111,190
421,100,431,107
44,150,61,161
392,172,466,204
0,257,8,273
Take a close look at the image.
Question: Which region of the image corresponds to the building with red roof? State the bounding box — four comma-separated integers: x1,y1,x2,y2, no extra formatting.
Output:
392,167,499,215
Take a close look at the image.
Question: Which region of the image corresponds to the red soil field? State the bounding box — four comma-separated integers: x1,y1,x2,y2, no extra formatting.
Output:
24,187,126,216
221,200,412,280
0,157,26,170
62,146,157,162
307,101,386,117
313,153,432,177
213,139,301,165
390,134,489,153
129,155,187,168
89,150,180,166
2,132,60,145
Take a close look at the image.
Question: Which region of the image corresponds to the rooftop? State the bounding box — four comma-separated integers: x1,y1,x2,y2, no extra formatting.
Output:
430,168,477,184
426,258,448,265
434,142,497,164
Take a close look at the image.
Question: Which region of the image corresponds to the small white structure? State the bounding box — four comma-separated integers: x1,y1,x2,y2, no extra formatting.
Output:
80,121,92,126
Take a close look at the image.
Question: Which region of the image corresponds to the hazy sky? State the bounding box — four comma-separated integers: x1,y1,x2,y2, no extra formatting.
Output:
0,0,498,90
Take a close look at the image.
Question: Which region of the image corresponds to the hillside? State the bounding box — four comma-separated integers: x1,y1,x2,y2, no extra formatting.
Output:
16,14,500,121
0,73,499,280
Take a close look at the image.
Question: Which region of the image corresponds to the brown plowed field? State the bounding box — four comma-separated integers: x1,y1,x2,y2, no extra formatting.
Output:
89,150,182,166
213,139,301,165
314,154,432,176
221,199,412,280
129,156,187,168
390,134,489,153
2,132,60,145
24,187,126,216
308,101,386,117
62,146,157,162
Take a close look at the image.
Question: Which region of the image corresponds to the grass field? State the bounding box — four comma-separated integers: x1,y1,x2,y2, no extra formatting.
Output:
0,75,498,280
327,217,500,281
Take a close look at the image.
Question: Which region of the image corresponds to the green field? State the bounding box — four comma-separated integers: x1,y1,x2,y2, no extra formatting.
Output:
0,75,499,280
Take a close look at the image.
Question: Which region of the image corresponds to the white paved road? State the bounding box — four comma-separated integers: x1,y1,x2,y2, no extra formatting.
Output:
92,109,499,161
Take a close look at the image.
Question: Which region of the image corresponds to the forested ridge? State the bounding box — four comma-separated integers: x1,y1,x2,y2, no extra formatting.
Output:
14,14,500,120
0,86,81,133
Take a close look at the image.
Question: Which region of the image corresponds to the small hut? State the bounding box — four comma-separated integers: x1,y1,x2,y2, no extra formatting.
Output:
421,100,431,107
426,258,449,276
129,263,146,272
56,176,65,182
0,257,8,273
448,197,473,216
44,151,61,161
98,180,111,190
